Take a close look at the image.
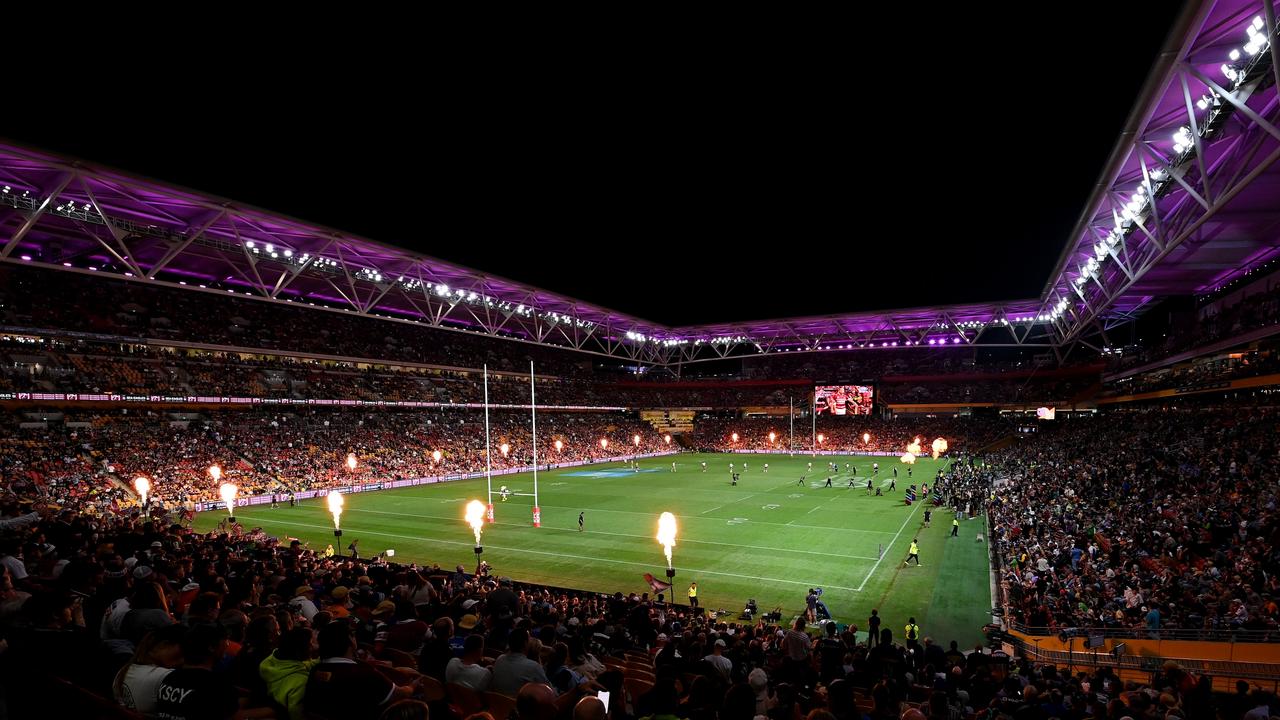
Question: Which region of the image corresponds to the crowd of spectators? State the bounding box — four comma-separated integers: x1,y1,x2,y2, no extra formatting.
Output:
980,409,1280,638
1,408,675,506
1108,283,1280,375
0,264,1112,408
2,441,1278,719
0,266,595,378
689,416,1012,456
1103,348,1280,398
0,335,1100,408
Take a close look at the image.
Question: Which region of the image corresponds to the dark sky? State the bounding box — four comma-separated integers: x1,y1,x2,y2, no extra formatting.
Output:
3,4,1184,327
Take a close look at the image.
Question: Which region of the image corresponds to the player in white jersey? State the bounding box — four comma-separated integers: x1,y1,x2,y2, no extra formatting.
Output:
763,463,769,473
701,461,707,472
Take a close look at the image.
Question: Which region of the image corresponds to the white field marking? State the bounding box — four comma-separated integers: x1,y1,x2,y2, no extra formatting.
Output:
228,513,863,591
697,476,802,515
855,497,924,591
345,506,878,561
372,489,896,533
791,489,847,524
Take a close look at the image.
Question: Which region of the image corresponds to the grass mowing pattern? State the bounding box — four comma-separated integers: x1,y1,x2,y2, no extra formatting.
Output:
197,452,992,645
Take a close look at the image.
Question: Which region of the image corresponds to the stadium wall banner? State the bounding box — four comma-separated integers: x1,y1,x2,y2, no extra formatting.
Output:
0,391,623,411
194,451,680,511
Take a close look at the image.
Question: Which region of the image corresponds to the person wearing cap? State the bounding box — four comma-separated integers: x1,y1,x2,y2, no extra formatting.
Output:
703,637,732,679
446,633,493,691
325,586,351,619
290,585,319,621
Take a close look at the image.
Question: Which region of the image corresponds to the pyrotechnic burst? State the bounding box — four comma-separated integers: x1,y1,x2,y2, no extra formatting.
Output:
219,482,238,515
133,476,150,506
656,512,678,569
931,437,948,459
464,500,486,545
326,490,344,531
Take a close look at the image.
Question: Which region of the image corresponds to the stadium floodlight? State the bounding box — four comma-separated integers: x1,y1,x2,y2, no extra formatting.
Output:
1230,48,1241,61
245,241,255,248
1,186,8,193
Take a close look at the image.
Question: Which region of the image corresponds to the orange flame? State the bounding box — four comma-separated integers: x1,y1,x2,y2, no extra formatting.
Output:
218,482,237,514
465,500,486,545
931,437,948,459
133,476,150,502
900,452,917,464
326,490,344,530
656,512,678,569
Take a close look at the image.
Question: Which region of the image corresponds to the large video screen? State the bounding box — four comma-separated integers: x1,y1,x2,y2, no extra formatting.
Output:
814,385,874,416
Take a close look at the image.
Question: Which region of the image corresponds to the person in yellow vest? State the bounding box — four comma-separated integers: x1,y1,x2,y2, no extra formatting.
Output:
324,544,335,558
905,539,920,566
904,617,921,652
951,517,960,537
688,582,699,610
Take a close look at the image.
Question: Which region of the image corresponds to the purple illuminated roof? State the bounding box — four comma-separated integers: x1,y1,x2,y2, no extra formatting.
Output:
0,141,1057,362
1042,0,1280,343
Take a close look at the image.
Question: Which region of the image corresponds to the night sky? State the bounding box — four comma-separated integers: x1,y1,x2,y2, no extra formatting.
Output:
2,4,1184,326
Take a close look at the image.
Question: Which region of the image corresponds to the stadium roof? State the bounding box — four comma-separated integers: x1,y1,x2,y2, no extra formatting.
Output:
0,141,1056,364
1041,0,1280,346
2,0,1278,366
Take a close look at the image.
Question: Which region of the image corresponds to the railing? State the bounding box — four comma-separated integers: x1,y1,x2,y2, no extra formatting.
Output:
1012,638,1280,688
1005,620,1279,644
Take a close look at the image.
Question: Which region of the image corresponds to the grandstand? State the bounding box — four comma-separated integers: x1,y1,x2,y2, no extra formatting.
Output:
3,3,1280,718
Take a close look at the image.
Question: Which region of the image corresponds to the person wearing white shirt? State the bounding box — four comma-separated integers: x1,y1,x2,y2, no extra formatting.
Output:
703,639,732,679
446,634,493,691
289,586,319,621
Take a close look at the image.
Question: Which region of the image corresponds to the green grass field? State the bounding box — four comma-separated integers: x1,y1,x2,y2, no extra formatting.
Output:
196,453,993,646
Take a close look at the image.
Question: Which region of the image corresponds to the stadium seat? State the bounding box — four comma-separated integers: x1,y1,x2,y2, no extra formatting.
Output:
378,647,418,669
447,681,486,717
419,675,447,702
484,690,517,720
